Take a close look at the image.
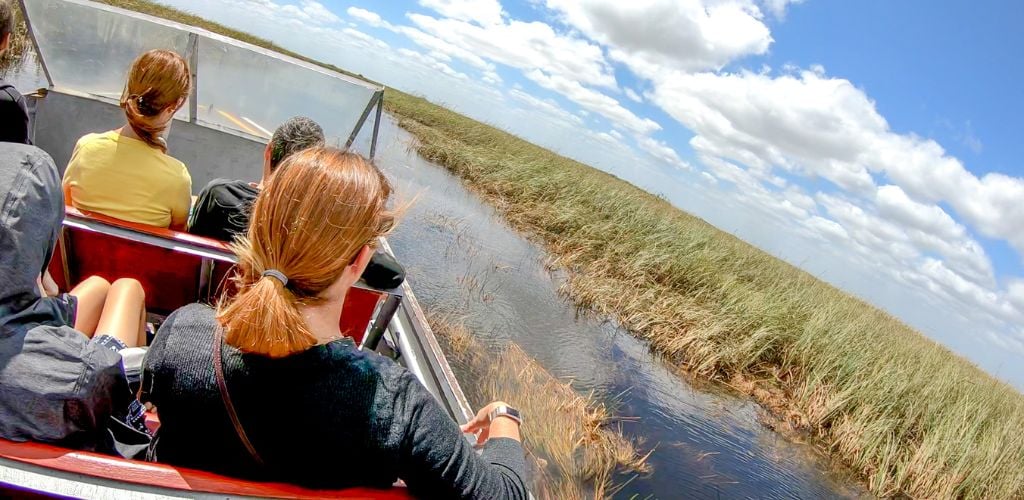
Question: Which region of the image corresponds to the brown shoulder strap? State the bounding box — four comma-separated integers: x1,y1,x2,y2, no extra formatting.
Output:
213,329,266,467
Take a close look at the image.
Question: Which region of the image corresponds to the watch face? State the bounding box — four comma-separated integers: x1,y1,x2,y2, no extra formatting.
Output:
490,405,523,424
505,407,521,420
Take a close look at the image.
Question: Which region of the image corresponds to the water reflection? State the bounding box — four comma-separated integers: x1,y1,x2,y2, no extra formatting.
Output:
362,118,868,499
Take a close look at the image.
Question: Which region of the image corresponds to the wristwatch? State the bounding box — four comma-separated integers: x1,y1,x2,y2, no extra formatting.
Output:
488,404,523,426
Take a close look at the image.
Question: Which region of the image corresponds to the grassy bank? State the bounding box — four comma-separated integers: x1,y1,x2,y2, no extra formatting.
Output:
429,312,650,499
63,1,1024,497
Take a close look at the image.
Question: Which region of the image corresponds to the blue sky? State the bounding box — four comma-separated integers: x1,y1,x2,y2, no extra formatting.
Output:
157,0,1024,389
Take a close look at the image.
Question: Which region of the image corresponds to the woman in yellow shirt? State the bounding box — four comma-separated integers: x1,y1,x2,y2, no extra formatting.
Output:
63,49,192,230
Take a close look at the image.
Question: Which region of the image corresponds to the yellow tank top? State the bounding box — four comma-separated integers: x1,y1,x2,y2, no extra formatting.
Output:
63,130,192,228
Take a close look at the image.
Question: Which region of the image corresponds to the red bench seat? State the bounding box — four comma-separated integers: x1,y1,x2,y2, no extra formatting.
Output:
50,206,388,344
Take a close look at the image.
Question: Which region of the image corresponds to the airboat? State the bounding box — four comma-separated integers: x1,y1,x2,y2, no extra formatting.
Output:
0,0,473,497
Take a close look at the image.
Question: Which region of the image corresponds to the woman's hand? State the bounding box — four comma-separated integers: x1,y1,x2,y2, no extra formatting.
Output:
460,401,521,446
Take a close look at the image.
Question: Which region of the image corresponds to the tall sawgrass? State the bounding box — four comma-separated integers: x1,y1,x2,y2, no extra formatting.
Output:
72,1,1024,497
383,91,1024,498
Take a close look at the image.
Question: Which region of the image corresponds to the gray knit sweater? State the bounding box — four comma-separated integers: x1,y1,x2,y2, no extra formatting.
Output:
141,303,527,499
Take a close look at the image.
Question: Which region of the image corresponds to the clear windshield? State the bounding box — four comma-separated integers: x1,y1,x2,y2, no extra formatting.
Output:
23,0,192,120
196,36,377,140
22,0,382,141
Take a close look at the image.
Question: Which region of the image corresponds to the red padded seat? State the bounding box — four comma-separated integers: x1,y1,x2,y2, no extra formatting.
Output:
51,206,388,344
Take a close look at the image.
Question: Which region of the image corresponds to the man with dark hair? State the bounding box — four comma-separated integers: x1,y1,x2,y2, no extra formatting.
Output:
189,117,404,289
189,116,325,241
0,0,30,144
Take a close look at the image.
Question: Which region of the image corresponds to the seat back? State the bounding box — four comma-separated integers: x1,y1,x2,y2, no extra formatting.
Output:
53,207,233,315
52,207,399,345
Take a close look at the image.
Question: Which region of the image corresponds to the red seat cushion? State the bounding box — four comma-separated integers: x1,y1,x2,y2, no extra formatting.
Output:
56,206,388,344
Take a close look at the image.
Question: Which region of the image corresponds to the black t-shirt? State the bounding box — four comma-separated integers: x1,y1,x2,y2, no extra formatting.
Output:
187,178,406,290
188,178,260,242
0,80,31,144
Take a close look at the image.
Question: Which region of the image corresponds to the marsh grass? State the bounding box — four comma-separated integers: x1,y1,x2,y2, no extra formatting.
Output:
429,312,651,499
0,3,32,77
76,1,1024,497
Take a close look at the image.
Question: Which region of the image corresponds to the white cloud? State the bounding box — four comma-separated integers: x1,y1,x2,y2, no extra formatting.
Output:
637,136,690,170
509,89,583,126
811,192,1020,326
917,258,1022,325
1009,281,1024,310
546,0,773,75
700,171,719,185
418,0,504,26
650,69,881,195
624,88,643,103
761,0,804,19
525,70,660,135
341,27,389,51
347,7,385,27
876,184,964,241
397,48,470,80
644,67,1024,259
802,215,849,243
875,184,994,286
408,13,617,89
258,0,341,26
296,0,341,24
482,70,502,85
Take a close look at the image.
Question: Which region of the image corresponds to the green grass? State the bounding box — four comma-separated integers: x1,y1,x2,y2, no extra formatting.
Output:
68,1,1024,497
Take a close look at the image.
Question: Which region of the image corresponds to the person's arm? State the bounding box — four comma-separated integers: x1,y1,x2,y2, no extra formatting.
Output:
63,139,84,206
15,93,30,145
63,183,73,206
459,401,522,445
395,375,528,500
168,169,192,231
0,91,31,144
170,210,189,231
186,180,219,235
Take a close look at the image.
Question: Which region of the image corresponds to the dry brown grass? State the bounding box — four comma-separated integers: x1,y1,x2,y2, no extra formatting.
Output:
429,312,650,500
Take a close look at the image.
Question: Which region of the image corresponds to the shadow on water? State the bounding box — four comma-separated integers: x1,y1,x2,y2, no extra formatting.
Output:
354,117,870,499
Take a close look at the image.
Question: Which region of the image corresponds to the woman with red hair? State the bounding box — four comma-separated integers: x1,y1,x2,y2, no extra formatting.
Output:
63,49,193,229
143,147,528,498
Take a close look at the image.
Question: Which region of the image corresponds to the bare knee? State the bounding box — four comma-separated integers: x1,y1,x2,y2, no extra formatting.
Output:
81,275,111,290
110,278,145,299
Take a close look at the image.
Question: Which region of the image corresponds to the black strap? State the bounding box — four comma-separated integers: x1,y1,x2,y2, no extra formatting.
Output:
213,330,265,467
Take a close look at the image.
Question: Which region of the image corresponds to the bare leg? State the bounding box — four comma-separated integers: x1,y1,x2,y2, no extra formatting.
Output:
137,305,148,347
69,276,111,337
95,278,147,348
